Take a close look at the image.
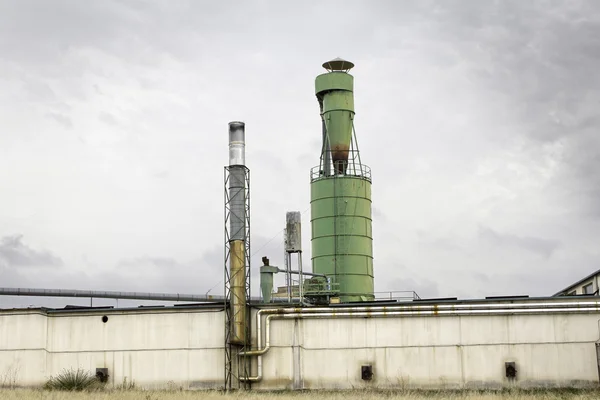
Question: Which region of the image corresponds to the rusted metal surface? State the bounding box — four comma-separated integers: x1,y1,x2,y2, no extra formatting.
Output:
229,240,246,345
285,212,302,252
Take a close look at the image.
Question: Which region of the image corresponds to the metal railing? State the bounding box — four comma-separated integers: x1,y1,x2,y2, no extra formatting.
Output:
310,163,371,182
374,290,421,302
303,281,340,296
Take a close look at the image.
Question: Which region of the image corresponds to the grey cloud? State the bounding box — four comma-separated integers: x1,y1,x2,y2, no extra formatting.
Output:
22,80,57,103
201,245,222,267
478,225,560,258
394,2,600,218
0,1,134,64
153,170,170,179
486,269,573,299
46,112,73,129
296,153,314,169
0,265,209,310
371,207,386,220
0,1,289,66
2,1,600,304
471,271,491,284
1,246,228,308
113,246,226,295
99,112,119,127
416,231,464,253
0,235,63,268
117,256,182,269
553,131,600,218
385,275,439,299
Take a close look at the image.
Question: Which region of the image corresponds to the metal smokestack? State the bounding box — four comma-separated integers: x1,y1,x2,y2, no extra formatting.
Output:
227,121,247,345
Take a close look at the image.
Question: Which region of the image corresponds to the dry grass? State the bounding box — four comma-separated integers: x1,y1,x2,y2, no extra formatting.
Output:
2,389,600,400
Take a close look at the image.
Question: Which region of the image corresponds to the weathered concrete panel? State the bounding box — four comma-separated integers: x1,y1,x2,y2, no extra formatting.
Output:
253,312,600,390
2,304,600,390
0,308,224,388
0,312,46,349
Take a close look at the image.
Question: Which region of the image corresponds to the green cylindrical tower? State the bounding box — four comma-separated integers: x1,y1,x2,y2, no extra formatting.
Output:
310,58,374,303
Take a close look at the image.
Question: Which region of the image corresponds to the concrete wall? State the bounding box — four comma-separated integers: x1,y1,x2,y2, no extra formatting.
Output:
2,303,600,390
0,307,224,389
252,312,600,390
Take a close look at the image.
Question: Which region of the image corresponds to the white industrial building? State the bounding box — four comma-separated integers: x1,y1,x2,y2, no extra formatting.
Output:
554,269,600,297
2,297,600,390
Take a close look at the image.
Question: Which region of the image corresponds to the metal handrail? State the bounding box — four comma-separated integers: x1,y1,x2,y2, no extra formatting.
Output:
374,290,421,301
310,163,371,182
303,281,341,295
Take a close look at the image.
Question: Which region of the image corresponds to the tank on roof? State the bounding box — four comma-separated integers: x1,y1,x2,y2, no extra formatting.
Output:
310,58,375,303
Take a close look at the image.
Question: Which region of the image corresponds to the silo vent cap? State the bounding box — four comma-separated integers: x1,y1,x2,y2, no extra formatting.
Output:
322,57,354,72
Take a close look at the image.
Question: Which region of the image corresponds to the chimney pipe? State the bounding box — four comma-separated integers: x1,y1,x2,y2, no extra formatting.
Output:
228,121,245,166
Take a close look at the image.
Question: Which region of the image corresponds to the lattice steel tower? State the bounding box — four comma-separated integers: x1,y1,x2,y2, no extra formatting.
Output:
224,121,251,389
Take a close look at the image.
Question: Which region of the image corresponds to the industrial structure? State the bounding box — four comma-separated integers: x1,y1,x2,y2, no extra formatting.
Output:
554,268,600,297
2,58,600,391
223,121,251,388
310,58,374,303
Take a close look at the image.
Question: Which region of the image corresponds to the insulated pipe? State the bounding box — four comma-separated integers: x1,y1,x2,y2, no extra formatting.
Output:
239,309,268,382
0,287,227,302
254,300,600,315
275,268,326,278
239,299,600,382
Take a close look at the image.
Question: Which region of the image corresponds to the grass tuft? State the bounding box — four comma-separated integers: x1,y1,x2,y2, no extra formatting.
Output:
44,368,104,391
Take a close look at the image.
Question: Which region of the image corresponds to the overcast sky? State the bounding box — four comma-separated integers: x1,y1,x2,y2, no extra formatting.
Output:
1,0,599,308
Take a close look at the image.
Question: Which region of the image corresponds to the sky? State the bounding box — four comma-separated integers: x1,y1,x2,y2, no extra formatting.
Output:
1,0,599,308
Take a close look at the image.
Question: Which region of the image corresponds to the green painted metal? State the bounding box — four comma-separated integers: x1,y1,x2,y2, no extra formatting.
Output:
303,276,341,305
310,175,374,302
315,72,355,175
260,265,278,303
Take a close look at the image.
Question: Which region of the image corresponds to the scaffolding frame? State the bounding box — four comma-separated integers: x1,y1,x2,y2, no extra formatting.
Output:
224,165,251,390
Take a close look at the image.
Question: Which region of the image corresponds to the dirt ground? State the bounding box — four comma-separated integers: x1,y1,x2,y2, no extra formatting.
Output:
2,388,600,400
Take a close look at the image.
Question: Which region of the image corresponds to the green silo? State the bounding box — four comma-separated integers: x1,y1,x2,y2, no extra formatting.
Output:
310,58,374,303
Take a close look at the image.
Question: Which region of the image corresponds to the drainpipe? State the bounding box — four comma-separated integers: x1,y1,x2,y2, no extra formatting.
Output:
239,309,269,382
239,299,600,382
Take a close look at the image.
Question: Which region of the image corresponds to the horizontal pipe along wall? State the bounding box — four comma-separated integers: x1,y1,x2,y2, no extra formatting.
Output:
245,299,600,390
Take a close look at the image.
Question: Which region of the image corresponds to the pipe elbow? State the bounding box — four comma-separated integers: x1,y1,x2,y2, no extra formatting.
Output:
239,348,268,357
